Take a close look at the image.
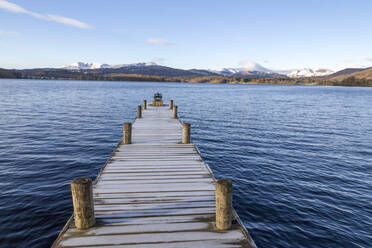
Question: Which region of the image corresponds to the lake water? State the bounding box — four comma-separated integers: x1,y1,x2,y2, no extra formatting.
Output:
0,79,371,248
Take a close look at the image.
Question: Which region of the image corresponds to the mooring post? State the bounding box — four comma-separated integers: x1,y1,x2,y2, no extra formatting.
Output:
70,177,95,230
216,179,233,231
137,105,142,118
172,105,178,119
182,122,191,144
169,100,173,109
143,100,147,110
123,122,132,144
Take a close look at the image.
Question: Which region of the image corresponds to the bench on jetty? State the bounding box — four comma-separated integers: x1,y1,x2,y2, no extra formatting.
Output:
52,97,257,248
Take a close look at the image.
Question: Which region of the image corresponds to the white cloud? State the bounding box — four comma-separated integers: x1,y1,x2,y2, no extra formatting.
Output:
147,38,175,46
44,14,92,29
0,0,25,13
0,0,93,29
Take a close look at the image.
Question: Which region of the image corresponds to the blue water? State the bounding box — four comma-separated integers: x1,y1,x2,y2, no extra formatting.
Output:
0,79,371,248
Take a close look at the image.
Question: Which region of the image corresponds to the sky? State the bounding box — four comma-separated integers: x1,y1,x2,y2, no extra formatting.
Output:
0,0,372,71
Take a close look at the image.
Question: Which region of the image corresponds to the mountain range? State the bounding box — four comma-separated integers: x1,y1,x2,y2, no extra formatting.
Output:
60,61,335,78
60,62,158,70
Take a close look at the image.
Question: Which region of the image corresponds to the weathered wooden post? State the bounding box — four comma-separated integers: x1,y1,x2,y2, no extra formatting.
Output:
172,105,178,119
137,105,142,118
216,179,232,231
143,100,147,110
123,122,132,144
70,177,95,230
182,123,191,144
169,100,173,109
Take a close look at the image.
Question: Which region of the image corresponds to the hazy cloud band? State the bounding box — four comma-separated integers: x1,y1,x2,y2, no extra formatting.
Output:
0,0,93,29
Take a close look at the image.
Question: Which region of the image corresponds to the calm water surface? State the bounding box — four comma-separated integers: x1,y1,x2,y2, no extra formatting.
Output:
0,79,371,248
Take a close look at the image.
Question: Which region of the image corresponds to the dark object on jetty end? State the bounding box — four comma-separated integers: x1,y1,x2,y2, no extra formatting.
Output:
154,92,162,101
151,92,164,106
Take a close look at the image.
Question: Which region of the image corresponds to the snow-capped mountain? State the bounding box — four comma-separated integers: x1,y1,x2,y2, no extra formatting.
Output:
211,61,281,77
284,68,334,78
60,62,110,70
60,62,157,70
212,61,284,78
213,68,283,78
60,61,334,78
213,68,242,76
213,65,333,78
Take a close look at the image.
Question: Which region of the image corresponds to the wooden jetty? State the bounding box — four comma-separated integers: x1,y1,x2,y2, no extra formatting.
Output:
52,98,257,248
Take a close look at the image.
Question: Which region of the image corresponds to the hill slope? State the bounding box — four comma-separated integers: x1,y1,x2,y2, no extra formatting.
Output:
329,67,372,81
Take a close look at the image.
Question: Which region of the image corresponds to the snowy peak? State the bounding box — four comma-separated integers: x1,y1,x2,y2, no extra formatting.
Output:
212,65,333,78
212,61,271,76
212,61,284,78
285,68,334,78
60,62,157,70
213,68,241,76
211,61,283,77
60,62,110,70
239,60,271,72
212,60,334,78
212,68,283,78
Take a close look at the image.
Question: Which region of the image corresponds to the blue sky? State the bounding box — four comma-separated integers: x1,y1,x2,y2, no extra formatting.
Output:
1,0,372,70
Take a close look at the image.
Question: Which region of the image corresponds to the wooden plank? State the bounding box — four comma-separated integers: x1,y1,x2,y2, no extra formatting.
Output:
94,207,215,217
102,169,209,173
94,201,215,211
101,172,211,176
96,178,214,184
93,191,215,198
61,240,249,248
95,214,215,226
93,183,215,193
102,168,208,173
64,222,211,236
98,174,210,180
94,196,215,204
106,161,206,166
104,165,206,170
58,230,246,247
108,157,203,161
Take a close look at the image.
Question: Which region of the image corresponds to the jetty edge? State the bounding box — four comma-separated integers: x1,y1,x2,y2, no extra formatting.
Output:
52,96,257,248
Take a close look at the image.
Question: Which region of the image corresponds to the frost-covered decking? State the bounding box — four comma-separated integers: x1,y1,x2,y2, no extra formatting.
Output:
52,105,256,248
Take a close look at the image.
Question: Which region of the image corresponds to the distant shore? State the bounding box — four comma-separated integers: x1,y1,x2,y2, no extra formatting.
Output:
1,69,371,87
